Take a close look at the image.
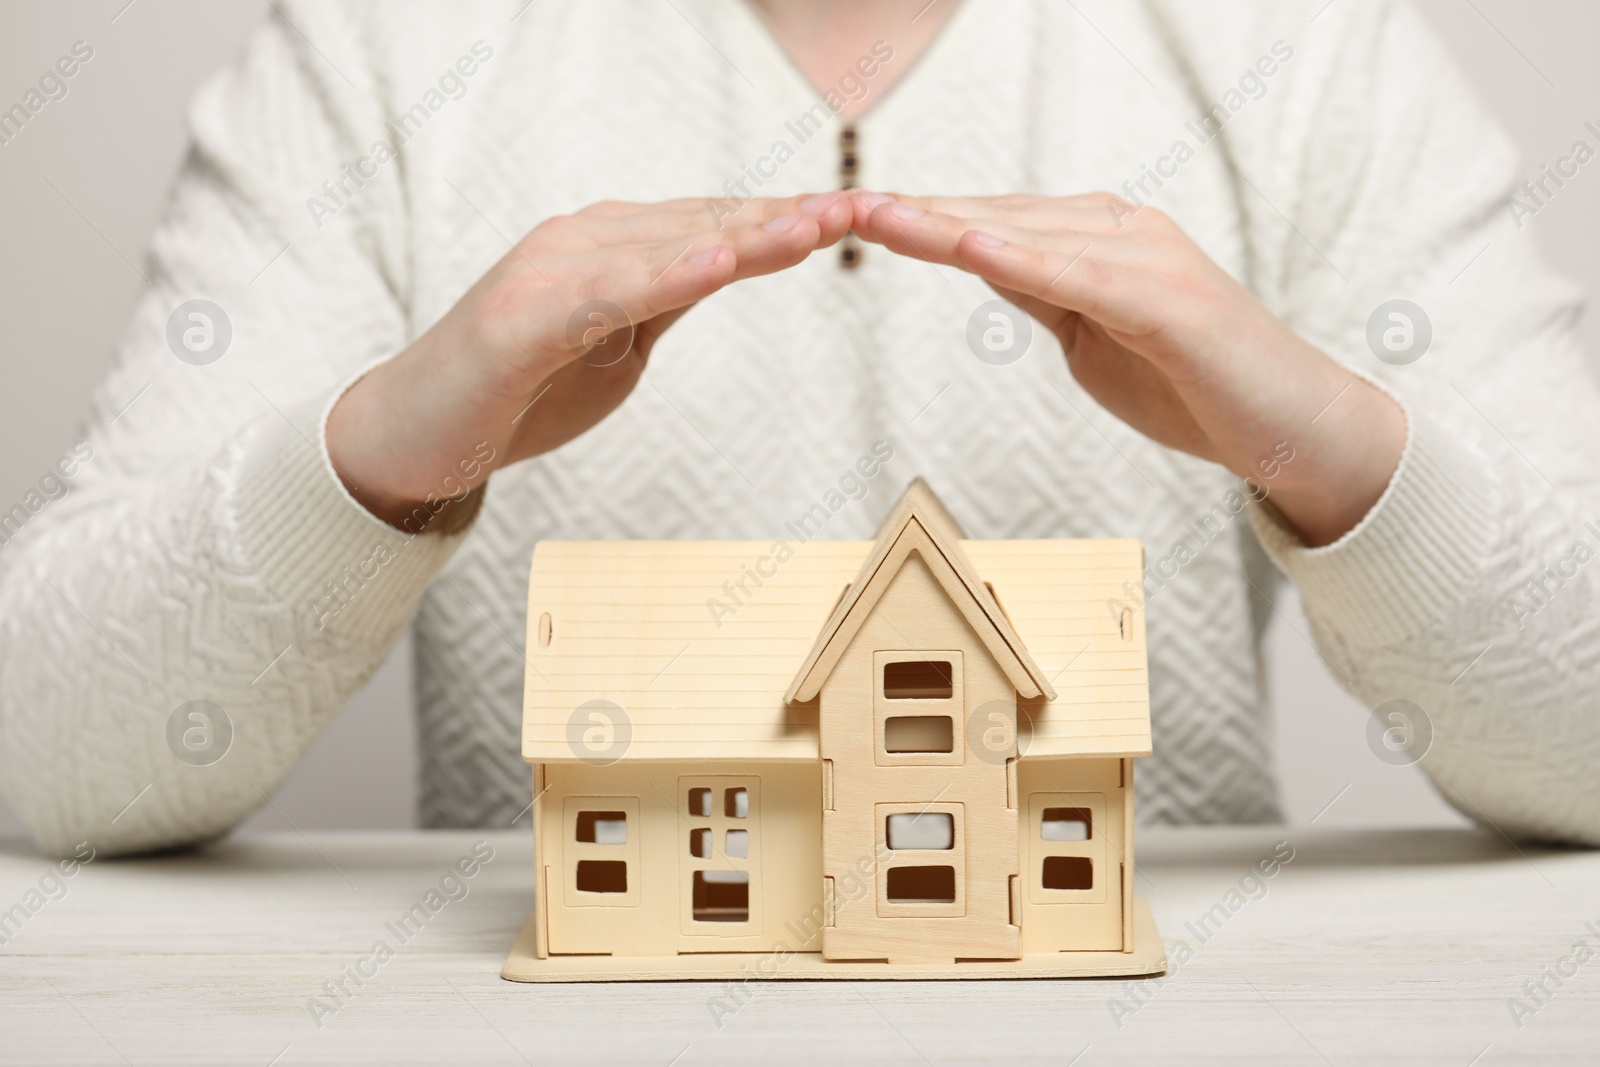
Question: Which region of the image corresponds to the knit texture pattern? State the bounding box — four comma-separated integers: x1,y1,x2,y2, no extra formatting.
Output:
3,0,1598,854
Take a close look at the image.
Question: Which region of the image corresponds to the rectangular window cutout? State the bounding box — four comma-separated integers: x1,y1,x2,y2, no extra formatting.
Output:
884,715,954,753
688,787,712,818
883,659,954,699
575,859,628,894
725,829,749,858
885,865,957,903
1041,807,1092,842
1042,855,1094,891
689,827,711,858
575,811,627,844
885,812,954,850
692,871,750,922
724,787,748,819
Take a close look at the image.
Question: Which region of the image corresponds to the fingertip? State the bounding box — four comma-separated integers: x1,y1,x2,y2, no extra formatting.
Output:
687,245,727,268
864,200,896,227
683,244,739,288
859,199,925,245
795,194,846,240
763,213,804,233
843,190,889,230
757,213,826,254
812,200,855,245
968,230,1008,249
953,229,1018,277
800,192,846,217
869,196,931,225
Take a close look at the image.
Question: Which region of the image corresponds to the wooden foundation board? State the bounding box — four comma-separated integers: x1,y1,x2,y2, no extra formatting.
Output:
501,897,1165,982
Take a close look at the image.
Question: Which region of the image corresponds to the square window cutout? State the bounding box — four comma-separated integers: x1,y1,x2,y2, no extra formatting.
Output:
575,811,627,844
1041,807,1091,842
688,788,713,818
692,871,750,922
884,716,953,754
1042,855,1093,891
883,660,953,700
575,859,627,894
885,865,957,904
885,812,954,850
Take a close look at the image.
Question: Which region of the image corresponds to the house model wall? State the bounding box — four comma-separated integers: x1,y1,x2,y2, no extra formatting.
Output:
502,481,1165,981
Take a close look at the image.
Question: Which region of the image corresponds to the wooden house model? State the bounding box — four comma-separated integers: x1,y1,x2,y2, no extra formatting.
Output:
502,480,1165,980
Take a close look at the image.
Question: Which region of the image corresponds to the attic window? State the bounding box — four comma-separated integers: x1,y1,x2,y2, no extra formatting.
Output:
1041,807,1091,842
575,811,627,844
883,660,954,700
884,716,954,754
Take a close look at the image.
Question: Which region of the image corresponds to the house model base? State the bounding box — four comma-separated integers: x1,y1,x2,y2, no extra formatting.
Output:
505,480,1164,982
502,898,1165,981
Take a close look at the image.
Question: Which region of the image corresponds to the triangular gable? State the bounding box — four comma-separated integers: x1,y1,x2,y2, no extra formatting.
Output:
871,475,969,542
785,480,1057,704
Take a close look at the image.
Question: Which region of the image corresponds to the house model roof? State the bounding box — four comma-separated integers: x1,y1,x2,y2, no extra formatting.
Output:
521,481,1151,764
785,479,1058,705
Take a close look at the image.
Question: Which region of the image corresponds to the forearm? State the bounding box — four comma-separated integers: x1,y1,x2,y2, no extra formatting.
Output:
0,407,471,857
1253,408,1600,844
1253,368,1407,549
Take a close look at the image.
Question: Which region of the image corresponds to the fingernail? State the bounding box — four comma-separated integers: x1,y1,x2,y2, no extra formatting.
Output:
890,202,925,219
689,246,722,266
856,191,894,208
763,213,803,232
973,231,1006,248
800,193,840,215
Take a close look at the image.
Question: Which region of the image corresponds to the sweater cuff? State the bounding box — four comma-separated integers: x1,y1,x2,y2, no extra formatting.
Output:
1248,405,1495,648
227,388,482,644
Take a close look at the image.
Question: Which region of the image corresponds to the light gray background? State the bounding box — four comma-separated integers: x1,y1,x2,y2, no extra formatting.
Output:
2,0,1591,838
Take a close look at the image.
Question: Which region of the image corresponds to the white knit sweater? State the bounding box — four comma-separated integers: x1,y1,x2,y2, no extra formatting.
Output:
4,0,1599,855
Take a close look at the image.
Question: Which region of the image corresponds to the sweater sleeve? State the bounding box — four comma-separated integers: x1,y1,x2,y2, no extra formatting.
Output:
0,3,477,856
1244,2,1600,843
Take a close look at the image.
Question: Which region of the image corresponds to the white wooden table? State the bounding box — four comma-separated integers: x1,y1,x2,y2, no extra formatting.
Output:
1,827,1595,1065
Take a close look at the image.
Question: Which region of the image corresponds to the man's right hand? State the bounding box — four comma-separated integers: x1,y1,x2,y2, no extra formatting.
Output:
327,193,854,528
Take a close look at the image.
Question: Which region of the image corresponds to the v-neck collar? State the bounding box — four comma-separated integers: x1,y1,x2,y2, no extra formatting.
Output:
722,0,986,131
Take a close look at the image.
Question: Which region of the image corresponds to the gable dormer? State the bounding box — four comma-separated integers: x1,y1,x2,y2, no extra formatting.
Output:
786,478,1056,706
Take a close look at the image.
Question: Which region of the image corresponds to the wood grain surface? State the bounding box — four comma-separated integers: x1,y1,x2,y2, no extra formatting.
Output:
2,827,1596,1065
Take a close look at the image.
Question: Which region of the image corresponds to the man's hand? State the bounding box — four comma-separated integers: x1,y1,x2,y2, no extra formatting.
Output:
851,192,1406,547
328,193,854,528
